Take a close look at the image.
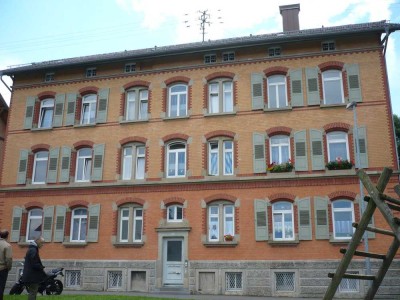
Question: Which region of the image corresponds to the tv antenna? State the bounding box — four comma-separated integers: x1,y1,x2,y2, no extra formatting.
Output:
184,9,223,42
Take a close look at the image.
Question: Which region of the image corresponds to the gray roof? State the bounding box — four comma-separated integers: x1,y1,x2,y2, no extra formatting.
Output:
2,20,400,75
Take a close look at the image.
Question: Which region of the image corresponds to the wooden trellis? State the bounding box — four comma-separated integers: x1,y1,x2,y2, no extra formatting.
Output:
323,167,400,300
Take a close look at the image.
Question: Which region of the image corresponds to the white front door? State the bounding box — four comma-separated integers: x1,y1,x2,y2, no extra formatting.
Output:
163,238,184,285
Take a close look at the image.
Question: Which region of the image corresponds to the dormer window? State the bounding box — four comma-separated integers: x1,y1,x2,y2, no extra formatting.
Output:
86,68,97,78
268,47,281,57
204,54,217,64
222,52,235,62
125,63,136,73
44,72,55,82
322,41,335,51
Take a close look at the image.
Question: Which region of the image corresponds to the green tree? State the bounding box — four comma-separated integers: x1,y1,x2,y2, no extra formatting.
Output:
394,114,400,165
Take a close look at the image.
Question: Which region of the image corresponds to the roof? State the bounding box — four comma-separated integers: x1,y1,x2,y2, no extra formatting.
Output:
1,20,400,75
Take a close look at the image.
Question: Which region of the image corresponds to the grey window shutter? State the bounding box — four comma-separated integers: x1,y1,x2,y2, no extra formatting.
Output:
251,73,264,110
91,144,105,181
47,147,60,183
297,197,312,240
290,69,304,107
65,93,77,126
346,64,362,103
24,96,36,129
96,88,109,123
17,149,29,184
42,206,54,242
87,204,100,242
354,126,368,168
10,207,23,242
314,196,329,240
306,67,320,106
54,206,66,242
59,147,71,183
310,129,325,170
253,133,266,173
254,199,268,241
294,130,308,171
53,93,65,127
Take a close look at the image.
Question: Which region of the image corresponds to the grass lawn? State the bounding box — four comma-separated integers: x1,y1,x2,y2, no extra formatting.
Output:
5,296,182,300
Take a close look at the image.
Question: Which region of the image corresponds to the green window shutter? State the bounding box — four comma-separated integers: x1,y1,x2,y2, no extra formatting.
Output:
17,149,29,184
46,147,60,183
253,133,266,173
53,93,65,127
297,197,312,240
54,206,66,242
294,130,308,171
310,129,325,170
96,88,109,123
254,199,268,241
65,93,77,126
59,147,71,183
24,96,36,129
251,73,264,110
87,204,100,242
314,196,329,240
306,67,320,106
290,69,304,107
10,207,23,242
42,206,54,242
91,144,105,181
354,126,368,168
346,64,362,103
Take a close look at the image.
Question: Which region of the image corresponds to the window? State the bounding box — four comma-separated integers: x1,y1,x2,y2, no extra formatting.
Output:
80,94,97,125
322,41,335,51
208,203,234,242
226,272,242,291
125,63,136,73
167,205,183,222
65,270,81,288
38,99,54,128
272,202,294,241
118,206,143,243
32,151,48,184
268,75,287,108
86,68,97,78
208,79,233,114
125,88,148,121
168,84,187,117
270,135,290,164
204,54,216,64
332,200,354,239
166,142,186,178
268,47,281,57
275,272,295,291
208,140,234,176
327,131,349,162
75,148,92,182
339,271,359,292
222,52,235,62
26,208,43,241
322,69,344,105
71,208,87,242
122,144,145,180
108,271,122,289
44,72,54,82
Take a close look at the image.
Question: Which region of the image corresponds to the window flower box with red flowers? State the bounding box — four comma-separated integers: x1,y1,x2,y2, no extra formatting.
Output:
267,159,294,173
326,157,353,170
224,234,234,242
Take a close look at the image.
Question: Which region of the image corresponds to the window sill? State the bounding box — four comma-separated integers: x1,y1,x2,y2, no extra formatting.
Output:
204,111,236,117
268,239,299,246
267,171,295,178
31,127,53,132
113,242,144,248
74,123,96,129
203,241,238,248
264,106,292,112
119,119,149,124
320,103,346,108
62,242,88,248
330,238,352,244
163,115,190,121
325,168,355,175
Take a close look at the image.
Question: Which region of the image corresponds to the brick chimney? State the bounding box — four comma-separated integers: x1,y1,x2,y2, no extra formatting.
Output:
279,4,300,31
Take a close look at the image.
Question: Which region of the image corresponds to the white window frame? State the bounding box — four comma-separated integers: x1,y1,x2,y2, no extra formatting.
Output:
208,79,233,114
125,88,148,121
125,63,136,73
322,41,336,51
327,131,350,162
70,208,87,242
26,208,43,242
80,94,97,125
133,208,143,242
332,200,355,240
208,203,235,242
32,151,48,184
270,135,291,164
119,208,130,242
167,205,183,222
38,98,54,128
222,52,235,62
272,201,295,241
208,140,234,176
268,47,281,57
118,206,143,243
75,148,92,182
86,67,97,78
168,84,188,117
322,69,344,105
204,54,217,64
122,144,145,180
166,142,186,178
267,75,288,109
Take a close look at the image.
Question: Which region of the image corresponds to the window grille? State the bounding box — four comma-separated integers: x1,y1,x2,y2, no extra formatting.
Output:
275,272,295,291
108,271,122,289
65,270,81,287
226,272,242,291
339,271,359,292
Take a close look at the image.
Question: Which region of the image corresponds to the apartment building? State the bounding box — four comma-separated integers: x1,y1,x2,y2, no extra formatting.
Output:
0,94,8,178
1,4,400,298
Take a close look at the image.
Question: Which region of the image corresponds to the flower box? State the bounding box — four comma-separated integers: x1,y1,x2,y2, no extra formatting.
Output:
224,234,234,242
326,158,353,170
267,160,294,173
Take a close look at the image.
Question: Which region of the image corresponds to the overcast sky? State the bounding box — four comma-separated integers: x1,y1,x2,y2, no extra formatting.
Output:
1,0,399,113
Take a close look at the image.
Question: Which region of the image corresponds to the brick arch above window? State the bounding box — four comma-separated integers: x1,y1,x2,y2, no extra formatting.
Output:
68,200,89,209
79,86,99,96
318,61,345,72
25,202,44,210
204,130,235,140
205,71,235,81
266,126,292,137
37,91,56,100
164,76,191,86
163,196,186,205
323,122,350,133
204,193,236,204
119,136,147,146
328,191,357,201
116,197,145,207
123,80,150,90
162,133,189,143
31,144,50,152
73,140,94,149
263,66,289,77
269,193,296,203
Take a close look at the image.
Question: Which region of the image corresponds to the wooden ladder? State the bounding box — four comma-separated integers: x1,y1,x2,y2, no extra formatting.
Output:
323,167,400,300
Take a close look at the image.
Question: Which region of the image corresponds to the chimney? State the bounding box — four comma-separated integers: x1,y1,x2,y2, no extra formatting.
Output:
279,3,300,32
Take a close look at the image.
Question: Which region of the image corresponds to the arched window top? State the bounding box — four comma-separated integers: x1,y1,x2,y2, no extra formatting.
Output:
263,66,289,77
272,201,293,210
83,94,97,102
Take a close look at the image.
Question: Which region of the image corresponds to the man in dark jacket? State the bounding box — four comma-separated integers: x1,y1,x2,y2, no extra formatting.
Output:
0,230,12,300
21,237,46,300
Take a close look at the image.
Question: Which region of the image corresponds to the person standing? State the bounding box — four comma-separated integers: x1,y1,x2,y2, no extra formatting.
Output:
0,230,12,300
21,236,46,300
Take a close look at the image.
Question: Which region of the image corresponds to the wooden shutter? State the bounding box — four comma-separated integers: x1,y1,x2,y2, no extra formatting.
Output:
314,196,329,240
53,93,65,127
59,147,71,183
294,130,308,171
24,96,36,129
251,73,264,110
290,69,304,107
354,126,368,168
253,133,266,173
46,147,59,183
96,88,109,123
65,93,77,126
87,204,100,242
346,64,362,103
254,199,268,241
42,206,54,242
53,206,66,242
91,144,105,181
10,207,23,242
310,129,325,170
17,149,29,184
297,197,312,240
306,67,320,106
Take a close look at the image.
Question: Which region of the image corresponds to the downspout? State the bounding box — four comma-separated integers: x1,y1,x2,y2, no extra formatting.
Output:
0,72,13,93
381,24,390,57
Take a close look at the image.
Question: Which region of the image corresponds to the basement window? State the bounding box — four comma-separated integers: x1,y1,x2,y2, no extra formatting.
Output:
339,271,360,292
